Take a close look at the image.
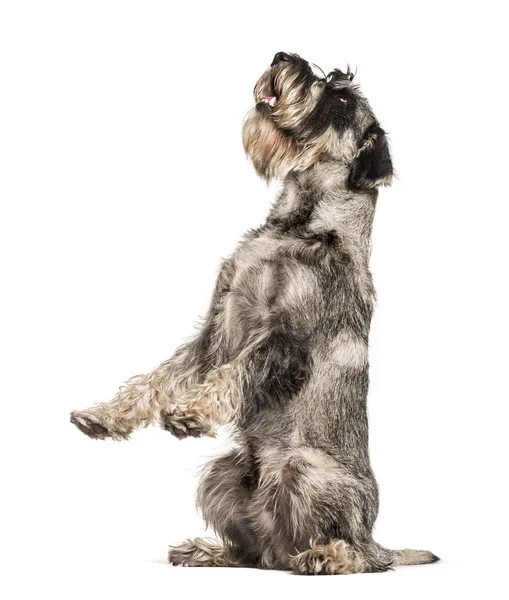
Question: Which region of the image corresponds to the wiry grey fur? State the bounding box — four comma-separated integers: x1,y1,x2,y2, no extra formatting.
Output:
71,52,438,574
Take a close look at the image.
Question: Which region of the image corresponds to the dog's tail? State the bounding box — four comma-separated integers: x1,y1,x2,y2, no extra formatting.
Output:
390,548,440,566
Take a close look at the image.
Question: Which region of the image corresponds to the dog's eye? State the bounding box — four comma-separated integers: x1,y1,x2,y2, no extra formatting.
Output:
339,97,348,103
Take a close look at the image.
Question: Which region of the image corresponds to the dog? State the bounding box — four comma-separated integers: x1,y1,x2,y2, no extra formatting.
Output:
71,52,438,574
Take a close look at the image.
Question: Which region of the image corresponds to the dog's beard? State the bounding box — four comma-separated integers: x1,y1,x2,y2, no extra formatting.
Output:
243,109,302,181
242,64,324,181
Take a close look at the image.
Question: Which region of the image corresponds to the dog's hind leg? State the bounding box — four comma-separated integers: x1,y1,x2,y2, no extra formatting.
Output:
290,539,368,574
250,448,393,573
190,449,261,567
169,450,260,568
289,537,438,574
290,538,397,574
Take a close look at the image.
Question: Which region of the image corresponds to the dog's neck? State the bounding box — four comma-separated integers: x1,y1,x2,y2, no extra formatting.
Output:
268,160,377,263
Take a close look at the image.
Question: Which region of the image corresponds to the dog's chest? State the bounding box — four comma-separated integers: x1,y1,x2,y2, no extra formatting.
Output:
219,231,372,351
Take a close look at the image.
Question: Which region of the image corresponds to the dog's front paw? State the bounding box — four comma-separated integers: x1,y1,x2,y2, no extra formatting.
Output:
70,411,112,440
160,408,213,440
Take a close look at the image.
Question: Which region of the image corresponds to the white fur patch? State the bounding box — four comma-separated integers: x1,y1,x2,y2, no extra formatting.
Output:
297,446,338,470
330,330,368,368
282,262,318,309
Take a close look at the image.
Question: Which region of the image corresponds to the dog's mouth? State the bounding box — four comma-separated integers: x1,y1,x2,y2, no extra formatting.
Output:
256,73,279,109
258,96,278,108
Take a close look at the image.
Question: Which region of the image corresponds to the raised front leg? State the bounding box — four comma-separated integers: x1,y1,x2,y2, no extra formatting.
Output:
70,337,207,440
159,361,243,439
70,259,236,440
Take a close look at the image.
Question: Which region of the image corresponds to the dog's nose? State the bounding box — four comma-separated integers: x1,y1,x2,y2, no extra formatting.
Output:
271,52,291,67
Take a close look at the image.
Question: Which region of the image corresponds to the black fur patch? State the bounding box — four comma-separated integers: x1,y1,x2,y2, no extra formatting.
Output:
242,327,311,415
297,84,358,142
348,123,393,190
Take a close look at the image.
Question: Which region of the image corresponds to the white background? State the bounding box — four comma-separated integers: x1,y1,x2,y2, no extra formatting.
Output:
1,1,508,598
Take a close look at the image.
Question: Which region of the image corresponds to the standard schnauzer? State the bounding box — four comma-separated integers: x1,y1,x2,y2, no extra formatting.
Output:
71,52,438,574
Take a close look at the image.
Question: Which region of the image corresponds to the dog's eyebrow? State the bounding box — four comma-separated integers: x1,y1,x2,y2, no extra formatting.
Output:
311,63,327,80
327,68,356,82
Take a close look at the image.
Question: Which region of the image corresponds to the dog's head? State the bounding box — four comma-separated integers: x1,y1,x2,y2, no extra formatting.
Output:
242,52,393,189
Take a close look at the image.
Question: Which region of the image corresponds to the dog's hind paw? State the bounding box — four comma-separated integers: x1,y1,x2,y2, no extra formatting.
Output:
291,540,368,575
169,538,230,567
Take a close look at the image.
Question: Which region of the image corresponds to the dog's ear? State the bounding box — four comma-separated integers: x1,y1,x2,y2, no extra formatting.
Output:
348,124,393,190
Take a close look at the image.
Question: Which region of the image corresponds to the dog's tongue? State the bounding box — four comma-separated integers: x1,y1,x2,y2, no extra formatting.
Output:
260,96,278,107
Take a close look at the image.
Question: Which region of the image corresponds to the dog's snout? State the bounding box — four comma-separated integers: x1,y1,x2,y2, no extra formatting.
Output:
271,52,291,67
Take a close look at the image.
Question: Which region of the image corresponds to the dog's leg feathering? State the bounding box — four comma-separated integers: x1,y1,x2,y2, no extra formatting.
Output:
70,337,207,440
160,361,243,439
71,259,238,440
168,538,244,567
70,368,164,440
290,540,369,575
159,323,302,439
